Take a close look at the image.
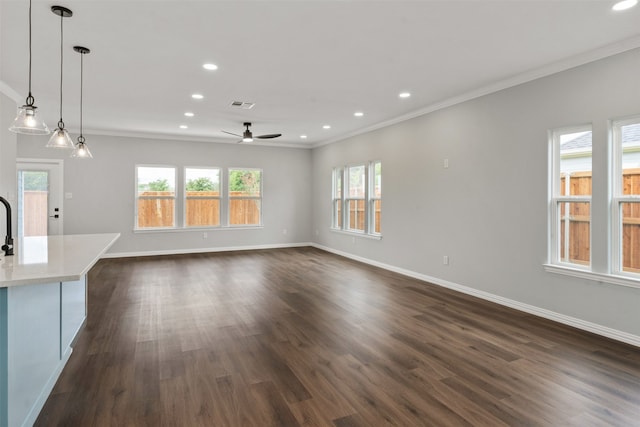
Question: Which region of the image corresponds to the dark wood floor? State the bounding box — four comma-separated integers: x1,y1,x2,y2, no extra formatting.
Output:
36,247,640,426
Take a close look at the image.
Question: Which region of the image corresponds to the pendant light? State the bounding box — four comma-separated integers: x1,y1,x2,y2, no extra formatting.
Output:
9,0,50,135
46,6,74,149
71,46,92,159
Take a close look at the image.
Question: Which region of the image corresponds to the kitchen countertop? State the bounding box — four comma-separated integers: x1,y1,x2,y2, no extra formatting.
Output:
0,233,120,288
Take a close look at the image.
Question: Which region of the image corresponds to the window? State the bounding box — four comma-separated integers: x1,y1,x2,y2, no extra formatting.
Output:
332,161,381,236
136,166,176,228
346,165,366,231
228,168,262,226
332,168,343,229
549,127,592,267
370,161,382,234
612,119,640,275
185,167,220,227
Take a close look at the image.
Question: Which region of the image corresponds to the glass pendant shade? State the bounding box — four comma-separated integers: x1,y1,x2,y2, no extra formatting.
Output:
9,105,49,135
46,127,74,148
71,140,92,159
72,46,92,159
10,0,50,135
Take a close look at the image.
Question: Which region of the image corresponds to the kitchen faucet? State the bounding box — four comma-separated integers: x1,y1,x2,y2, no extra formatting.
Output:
0,196,14,256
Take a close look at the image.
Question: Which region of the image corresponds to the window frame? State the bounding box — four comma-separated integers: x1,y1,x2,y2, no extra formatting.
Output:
135,164,177,230
183,166,222,228
611,116,640,278
545,117,640,289
345,164,367,233
332,161,381,238
227,167,263,227
369,161,381,236
332,167,343,230
548,125,592,269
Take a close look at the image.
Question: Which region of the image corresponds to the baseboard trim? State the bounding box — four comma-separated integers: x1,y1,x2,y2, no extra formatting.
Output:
311,243,640,348
102,242,313,259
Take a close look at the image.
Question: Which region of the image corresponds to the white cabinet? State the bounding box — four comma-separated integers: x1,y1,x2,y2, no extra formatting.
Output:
61,277,86,354
7,282,60,427
0,277,87,427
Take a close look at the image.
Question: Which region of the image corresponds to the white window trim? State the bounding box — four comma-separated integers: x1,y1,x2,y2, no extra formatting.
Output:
611,116,640,278
546,115,640,288
369,160,381,237
345,163,366,233
184,166,222,228
135,164,177,230
134,166,267,232
543,264,640,290
331,167,343,230
548,125,592,269
228,167,263,227
133,225,263,234
332,161,381,237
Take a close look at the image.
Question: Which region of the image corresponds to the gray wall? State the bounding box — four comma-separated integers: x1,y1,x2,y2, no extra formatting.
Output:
0,92,17,240
17,134,312,255
7,47,640,341
311,48,640,338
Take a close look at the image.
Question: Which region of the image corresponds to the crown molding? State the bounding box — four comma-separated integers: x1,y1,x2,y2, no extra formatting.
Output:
313,34,640,149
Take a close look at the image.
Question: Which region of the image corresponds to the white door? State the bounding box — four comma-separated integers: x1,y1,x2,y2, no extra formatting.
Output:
17,160,64,236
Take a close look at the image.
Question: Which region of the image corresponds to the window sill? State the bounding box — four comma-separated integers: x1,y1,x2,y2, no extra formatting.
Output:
134,226,263,234
543,263,640,289
330,228,382,240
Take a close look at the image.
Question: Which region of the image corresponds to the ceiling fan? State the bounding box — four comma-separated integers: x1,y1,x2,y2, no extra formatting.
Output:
222,122,282,143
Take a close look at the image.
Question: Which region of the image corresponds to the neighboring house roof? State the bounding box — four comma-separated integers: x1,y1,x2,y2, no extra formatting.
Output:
561,123,640,150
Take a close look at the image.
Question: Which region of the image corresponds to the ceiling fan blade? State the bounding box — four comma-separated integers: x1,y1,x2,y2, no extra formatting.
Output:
222,130,242,137
256,133,282,139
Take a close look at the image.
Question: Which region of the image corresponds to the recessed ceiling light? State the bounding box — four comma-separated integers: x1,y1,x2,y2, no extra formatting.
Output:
300,135,308,139
323,125,331,129
354,112,364,117
612,0,637,10
399,92,411,98
191,93,204,100
184,112,194,117
203,63,218,71
179,125,188,129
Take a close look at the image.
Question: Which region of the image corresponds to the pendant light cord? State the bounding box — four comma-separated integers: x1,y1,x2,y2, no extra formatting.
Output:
58,10,64,127
26,0,33,105
78,52,85,143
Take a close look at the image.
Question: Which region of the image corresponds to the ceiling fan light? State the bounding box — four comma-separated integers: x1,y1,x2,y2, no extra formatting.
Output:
46,127,74,148
9,105,50,134
243,129,253,142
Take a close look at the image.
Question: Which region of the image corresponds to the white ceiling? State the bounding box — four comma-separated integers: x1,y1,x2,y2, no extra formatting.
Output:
1,0,640,148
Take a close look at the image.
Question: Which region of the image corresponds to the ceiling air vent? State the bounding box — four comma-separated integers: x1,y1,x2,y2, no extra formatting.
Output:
230,101,255,110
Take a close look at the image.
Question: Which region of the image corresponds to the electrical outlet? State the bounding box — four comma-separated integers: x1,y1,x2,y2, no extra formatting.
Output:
444,158,449,169
203,232,208,239
443,255,449,265
283,229,288,235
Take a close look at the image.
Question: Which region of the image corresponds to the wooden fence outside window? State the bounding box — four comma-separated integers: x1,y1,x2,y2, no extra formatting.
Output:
560,168,640,271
